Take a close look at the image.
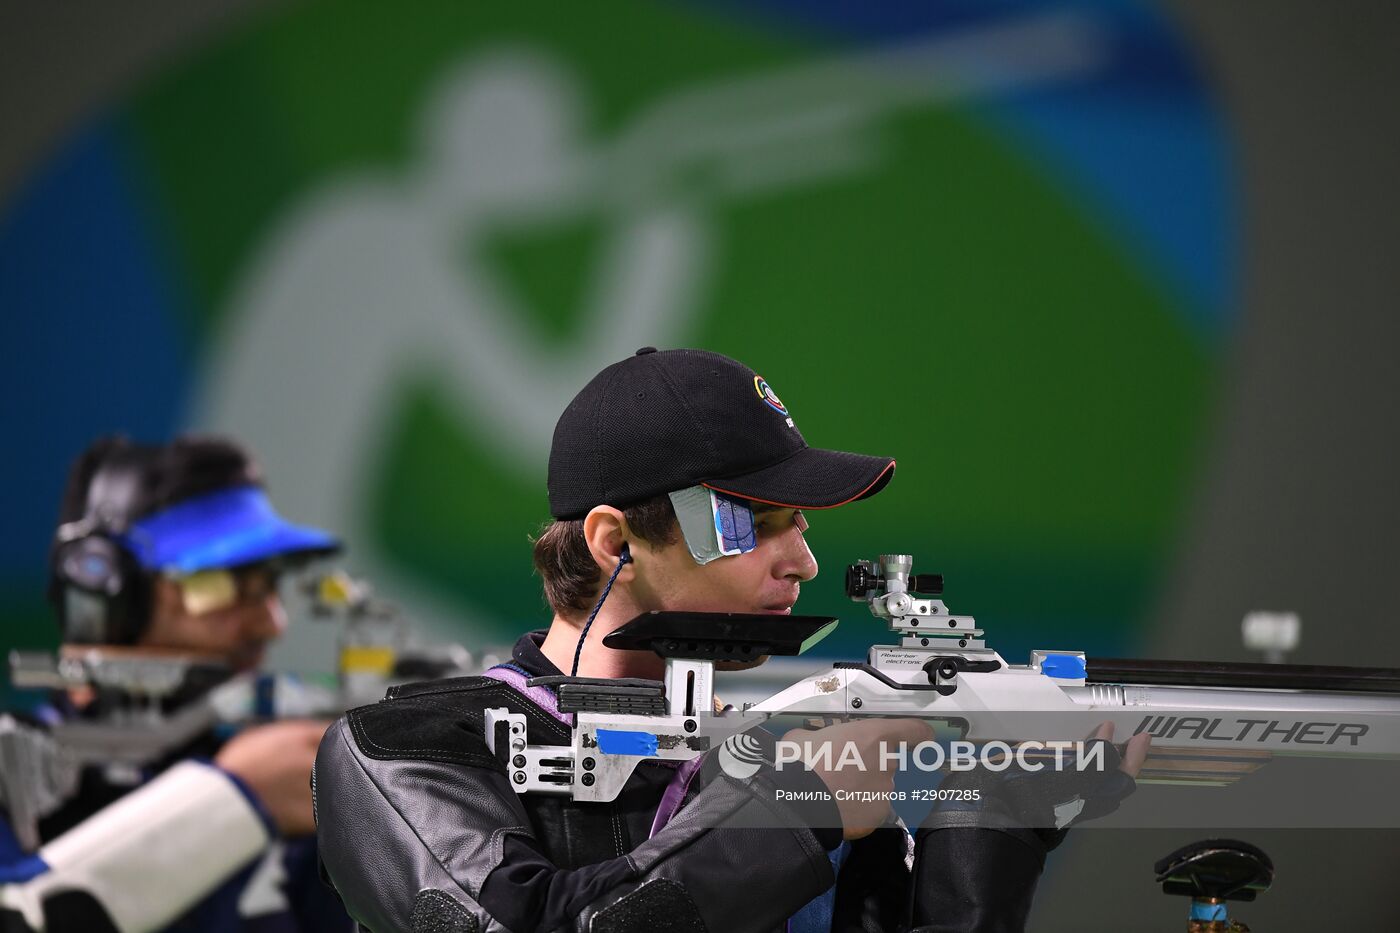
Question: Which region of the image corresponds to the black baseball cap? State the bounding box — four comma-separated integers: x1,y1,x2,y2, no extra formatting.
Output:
547,348,895,520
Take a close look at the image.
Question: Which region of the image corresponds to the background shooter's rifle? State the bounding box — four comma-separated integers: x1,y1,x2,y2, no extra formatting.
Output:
488,554,1400,802
0,568,491,852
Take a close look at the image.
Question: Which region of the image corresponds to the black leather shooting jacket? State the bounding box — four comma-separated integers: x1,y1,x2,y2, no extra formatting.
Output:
312,632,1051,933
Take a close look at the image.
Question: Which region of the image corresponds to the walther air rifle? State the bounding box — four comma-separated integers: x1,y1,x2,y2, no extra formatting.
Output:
489,554,1400,801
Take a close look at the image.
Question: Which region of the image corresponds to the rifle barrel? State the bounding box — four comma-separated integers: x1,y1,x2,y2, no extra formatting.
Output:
1086,658,1400,695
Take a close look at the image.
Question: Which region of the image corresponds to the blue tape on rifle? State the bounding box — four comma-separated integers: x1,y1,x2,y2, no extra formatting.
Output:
597,730,660,756
1190,901,1227,922
1041,655,1087,679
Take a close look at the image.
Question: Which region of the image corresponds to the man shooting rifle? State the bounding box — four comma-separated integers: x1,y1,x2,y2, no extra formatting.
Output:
1,436,353,933
314,348,1145,932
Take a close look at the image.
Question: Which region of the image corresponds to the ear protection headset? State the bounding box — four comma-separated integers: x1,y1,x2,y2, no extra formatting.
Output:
48,439,155,644
48,435,265,645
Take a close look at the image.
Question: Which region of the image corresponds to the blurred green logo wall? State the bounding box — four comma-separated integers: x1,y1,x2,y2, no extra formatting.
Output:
0,0,1233,665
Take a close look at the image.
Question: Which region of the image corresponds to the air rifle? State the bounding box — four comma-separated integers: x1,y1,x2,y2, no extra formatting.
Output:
489,554,1400,801
0,569,486,852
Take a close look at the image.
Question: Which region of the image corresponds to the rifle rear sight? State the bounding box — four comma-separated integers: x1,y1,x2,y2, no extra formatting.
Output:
845,555,982,647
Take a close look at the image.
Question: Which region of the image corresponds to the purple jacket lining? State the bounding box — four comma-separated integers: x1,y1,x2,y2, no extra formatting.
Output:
482,664,697,839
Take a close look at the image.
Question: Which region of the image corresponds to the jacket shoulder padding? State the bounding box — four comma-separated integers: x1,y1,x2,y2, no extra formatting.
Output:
344,674,574,769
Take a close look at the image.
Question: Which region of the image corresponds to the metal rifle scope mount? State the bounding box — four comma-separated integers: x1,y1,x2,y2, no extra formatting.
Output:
842,555,1001,695
845,554,944,604
845,555,982,645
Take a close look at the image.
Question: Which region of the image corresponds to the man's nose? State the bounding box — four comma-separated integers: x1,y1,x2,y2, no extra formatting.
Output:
246,594,288,641
773,524,818,582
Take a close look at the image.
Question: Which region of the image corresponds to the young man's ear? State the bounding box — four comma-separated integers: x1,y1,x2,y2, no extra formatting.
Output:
582,506,633,578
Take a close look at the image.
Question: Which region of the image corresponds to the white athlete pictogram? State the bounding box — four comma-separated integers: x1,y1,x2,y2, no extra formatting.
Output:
196,15,1103,660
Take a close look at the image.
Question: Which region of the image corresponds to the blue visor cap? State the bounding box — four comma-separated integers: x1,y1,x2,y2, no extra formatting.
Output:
118,485,341,574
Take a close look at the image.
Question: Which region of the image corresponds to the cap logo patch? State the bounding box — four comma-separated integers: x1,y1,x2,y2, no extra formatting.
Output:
753,375,788,415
